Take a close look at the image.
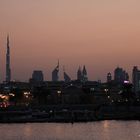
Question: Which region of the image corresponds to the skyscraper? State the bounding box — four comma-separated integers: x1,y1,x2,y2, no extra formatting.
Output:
132,66,140,95
82,65,88,82
114,67,129,83
63,66,71,82
107,72,112,83
6,35,11,82
64,72,71,83
77,66,88,82
77,66,82,81
32,70,44,82
52,61,59,82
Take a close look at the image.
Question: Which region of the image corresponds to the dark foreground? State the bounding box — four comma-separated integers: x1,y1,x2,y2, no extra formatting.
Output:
0,104,140,123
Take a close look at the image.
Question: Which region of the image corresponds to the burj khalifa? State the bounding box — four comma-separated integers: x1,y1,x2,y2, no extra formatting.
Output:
6,35,11,82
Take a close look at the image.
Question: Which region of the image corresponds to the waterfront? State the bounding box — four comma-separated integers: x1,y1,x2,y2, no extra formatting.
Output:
0,121,140,140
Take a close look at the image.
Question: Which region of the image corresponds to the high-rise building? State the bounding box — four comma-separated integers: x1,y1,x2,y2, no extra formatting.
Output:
77,66,82,81
107,72,112,83
114,67,129,83
52,61,59,81
64,72,71,82
132,66,140,95
6,35,11,83
63,66,71,82
32,70,44,82
82,65,88,82
77,66,88,82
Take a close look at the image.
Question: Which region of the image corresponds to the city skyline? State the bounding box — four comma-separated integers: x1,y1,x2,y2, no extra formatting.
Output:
0,0,140,81
0,35,138,82
0,34,134,83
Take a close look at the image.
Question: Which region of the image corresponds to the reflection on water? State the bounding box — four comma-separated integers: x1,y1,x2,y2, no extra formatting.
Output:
0,121,140,140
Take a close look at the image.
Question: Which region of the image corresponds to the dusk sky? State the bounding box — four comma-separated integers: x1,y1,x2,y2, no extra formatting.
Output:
0,0,140,82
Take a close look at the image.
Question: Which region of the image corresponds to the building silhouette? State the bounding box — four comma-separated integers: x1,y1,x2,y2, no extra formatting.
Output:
63,67,71,82
82,65,88,82
77,66,88,82
114,67,129,83
132,66,140,95
6,35,11,83
107,72,112,83
77,66,82,81
52,61,59,81
32,70,44,82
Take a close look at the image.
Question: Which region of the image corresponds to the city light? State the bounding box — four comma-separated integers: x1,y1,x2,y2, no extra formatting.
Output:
124,81,130,84
57,91,61,94
104,89,109,92
24,92,31,95
9,93,15,97
107,96,110,99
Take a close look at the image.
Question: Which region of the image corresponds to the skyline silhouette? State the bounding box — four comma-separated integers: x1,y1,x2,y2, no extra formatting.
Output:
0,36,134,82
0,1,140,81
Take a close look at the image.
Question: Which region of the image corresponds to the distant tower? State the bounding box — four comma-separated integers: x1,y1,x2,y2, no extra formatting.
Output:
6,35,11,82
77,66,82,81
107,72,112,83
82,65,88,82
32,70,44,82
114,67,122,83
63,66,71,83
132,66,140,95
114,67,129,83
52,60,59,82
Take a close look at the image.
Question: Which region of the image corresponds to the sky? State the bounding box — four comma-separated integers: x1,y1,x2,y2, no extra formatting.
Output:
0,0,140,82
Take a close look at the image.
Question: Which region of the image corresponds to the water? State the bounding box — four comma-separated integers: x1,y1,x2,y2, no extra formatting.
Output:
0,121,140,140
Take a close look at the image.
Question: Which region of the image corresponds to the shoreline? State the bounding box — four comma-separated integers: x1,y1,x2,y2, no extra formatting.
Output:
0,104,140,123
0,118,140,124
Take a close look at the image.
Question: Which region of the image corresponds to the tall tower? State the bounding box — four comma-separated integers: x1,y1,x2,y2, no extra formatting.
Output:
82,65,88,82
114,67,129,83
132,66,140,95
107,72,112,83
52,60,59,82
63,66,71,83
6,35,11,82
77,66,82,81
